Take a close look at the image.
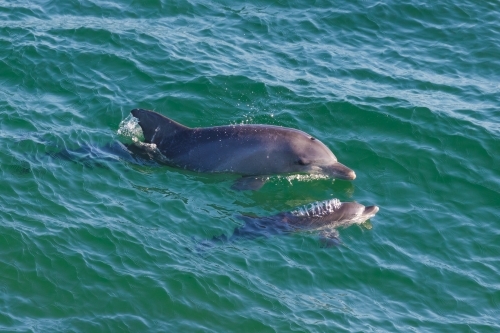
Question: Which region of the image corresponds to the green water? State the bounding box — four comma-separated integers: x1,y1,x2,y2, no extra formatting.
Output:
1,0,499,332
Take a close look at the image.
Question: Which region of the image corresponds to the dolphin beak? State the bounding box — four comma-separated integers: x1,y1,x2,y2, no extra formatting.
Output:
364,205,379,216
323,162,356,180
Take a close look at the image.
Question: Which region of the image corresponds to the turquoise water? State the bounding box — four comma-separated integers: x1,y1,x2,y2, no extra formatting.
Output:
1,0,499,332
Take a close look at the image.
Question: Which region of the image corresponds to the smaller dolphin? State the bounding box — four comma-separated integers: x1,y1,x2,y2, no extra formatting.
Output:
129,109,356,190
210,199,379,247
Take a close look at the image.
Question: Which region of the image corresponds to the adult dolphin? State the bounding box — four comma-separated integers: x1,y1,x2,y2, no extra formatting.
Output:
211,199,379,247
130,109,356,190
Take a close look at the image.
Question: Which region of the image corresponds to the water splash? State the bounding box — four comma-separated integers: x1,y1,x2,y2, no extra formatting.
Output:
117,114,144,143
291,199,342,217
283,173,329,183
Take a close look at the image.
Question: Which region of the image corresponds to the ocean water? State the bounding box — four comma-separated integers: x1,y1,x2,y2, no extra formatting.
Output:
1,0,499,332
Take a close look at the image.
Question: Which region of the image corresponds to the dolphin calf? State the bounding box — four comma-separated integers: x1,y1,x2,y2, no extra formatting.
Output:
210,199,379,247
130,109,356,190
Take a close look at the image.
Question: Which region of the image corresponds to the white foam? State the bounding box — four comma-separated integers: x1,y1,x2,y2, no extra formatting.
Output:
291,199,342,217
117,114,144,143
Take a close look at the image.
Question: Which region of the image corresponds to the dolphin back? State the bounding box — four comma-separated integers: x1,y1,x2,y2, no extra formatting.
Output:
131,109,189,146
287,199,379,229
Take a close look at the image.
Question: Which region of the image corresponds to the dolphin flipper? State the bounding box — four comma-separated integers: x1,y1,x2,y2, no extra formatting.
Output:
319,229,341,248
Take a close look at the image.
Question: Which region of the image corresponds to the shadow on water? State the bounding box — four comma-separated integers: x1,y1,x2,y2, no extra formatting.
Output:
4,158,32,176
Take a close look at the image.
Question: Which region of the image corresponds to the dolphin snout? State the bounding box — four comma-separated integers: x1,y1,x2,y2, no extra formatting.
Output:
324,162,356,180
361,205,379,221
364,205,379,216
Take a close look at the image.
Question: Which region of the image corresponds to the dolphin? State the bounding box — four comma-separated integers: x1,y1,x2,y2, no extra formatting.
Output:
130,109,356,190
209,199,379,247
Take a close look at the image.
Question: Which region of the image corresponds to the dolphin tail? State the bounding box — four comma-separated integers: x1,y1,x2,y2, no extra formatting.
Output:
130,109,189,145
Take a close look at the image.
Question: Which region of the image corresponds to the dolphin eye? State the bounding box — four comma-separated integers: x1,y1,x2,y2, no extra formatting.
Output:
297,159,310,166
310,137,316,141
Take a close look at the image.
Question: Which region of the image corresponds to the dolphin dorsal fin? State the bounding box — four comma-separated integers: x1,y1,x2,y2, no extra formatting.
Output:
131,109,189,145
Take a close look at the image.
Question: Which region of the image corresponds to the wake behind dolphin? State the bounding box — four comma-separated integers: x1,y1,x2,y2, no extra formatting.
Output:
128,109,356,190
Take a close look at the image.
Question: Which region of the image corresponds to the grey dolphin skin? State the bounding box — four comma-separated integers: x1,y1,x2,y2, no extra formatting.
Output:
130,109,356,190
211,199,379,247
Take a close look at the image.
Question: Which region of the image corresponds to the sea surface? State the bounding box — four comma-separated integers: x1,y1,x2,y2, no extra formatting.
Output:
1,0,499,332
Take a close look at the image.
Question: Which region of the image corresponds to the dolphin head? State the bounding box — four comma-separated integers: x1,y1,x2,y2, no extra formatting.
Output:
335,202,379,225
289,133,356,180
318,162,356,180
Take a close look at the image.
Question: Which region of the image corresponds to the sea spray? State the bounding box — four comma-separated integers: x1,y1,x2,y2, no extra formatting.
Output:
117,114,144,143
